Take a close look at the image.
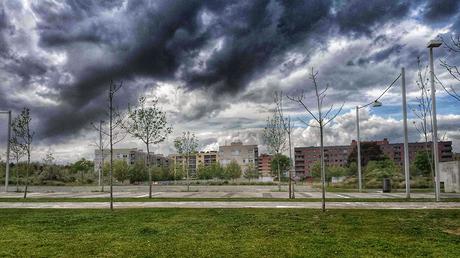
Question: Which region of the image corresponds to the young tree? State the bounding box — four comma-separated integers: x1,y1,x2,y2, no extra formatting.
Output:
11,108,34,199
174,131,198,191
275,91,295,198
440,35,460,102
270,154,290,180
125,96,172,198
71,158,93,183
348,142,385,167
412,151,433,177
112,160,129,183
91,120,108,191
102,81,126,210
9,124,26,192
128,160,148,184
243,163,259,182
40,151,57,181
287,68,344,212
226,160,242,181
197,164,213,180
411,57,434,185
263,104,287,191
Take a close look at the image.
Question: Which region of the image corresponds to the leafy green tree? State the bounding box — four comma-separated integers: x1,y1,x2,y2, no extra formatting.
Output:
348,142,386,167
174,131,198,191
208,162,225,179
263,107,287,191
270,154,290,179
170,163,185,181
347,162,358,176
225,160,242,180
243,163,259,182
128,160,148,184
412,151,432,177
71,158,94,183
327,166,347,182
112,160,129,183
197,164,213,180
125,96,172,198
9,127,26,191
365,159,399,180
40,151,59,182
12,108,34,198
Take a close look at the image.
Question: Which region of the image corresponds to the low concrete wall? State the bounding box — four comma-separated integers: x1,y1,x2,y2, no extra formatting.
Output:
439,161,460,193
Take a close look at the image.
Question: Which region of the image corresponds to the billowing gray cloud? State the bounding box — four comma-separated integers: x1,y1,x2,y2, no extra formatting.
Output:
0,0,459,162
423,0,460,22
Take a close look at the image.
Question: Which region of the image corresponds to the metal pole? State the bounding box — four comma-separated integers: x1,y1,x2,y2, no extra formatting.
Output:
401,68,410,198
99,121,102,187
356,106,362,192
287,117,294,199
429,47,441,201
5,111,11,192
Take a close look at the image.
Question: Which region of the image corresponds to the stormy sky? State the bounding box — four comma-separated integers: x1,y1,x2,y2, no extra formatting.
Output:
0,0,460,163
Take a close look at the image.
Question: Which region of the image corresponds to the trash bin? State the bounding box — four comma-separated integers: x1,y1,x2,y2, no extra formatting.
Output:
383,178,391,193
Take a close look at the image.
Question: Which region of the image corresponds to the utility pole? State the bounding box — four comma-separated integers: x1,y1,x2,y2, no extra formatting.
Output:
356,106,362,192
99,120,104,191
401,67,410,198
109,86,114,210
287,117,294,199
1,110,11,192
427,40,442,201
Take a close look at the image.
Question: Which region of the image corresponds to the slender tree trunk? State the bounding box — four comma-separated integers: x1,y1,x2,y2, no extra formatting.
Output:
186,155,190,192
277,156,281,191
320,124,326,212
109,91,114,211
23,150,30,199
15,157,19,192
147,144,152,198
101,150,105,192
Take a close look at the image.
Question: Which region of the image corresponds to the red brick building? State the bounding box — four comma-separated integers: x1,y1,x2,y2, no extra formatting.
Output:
295,138,454,178
258,154,273,177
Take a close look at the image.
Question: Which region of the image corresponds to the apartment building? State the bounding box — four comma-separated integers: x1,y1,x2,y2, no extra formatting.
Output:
94,148,168,171
170,151,218,178
295,138,454,178
197,151,218,166
294,145,350,178
218,141,258,173
258,154,273,177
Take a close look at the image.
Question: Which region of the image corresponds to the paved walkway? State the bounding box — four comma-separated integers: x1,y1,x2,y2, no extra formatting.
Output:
0,191,454,199
1,201,459,209
1,191,456,199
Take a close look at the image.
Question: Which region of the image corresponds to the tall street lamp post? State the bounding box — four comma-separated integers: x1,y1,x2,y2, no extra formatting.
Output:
401,67,410,199
356,101,381,193
0,110,11,192
427,39,442,201
356,69,409,197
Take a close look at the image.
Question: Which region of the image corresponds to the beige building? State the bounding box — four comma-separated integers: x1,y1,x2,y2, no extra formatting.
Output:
218,141,258,172
94,148,168,171
169,151,218,178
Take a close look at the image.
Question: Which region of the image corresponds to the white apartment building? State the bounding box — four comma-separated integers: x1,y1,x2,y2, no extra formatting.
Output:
218,141,258,172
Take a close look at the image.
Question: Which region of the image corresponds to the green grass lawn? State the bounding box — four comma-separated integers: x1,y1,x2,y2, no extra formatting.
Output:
0,209,459,257
0,197,459,202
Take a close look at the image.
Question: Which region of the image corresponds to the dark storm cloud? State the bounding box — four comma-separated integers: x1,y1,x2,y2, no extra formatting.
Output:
27,0,334,140
1,0,458,145
423,0,460,22
182,0,332,93
335,0,411,36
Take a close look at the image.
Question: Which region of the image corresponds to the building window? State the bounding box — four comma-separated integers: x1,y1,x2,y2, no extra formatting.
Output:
231,150,240,156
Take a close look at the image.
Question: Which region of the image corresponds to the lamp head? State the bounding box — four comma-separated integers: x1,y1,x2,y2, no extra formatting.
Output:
427,40,442,48
372,100,382,107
